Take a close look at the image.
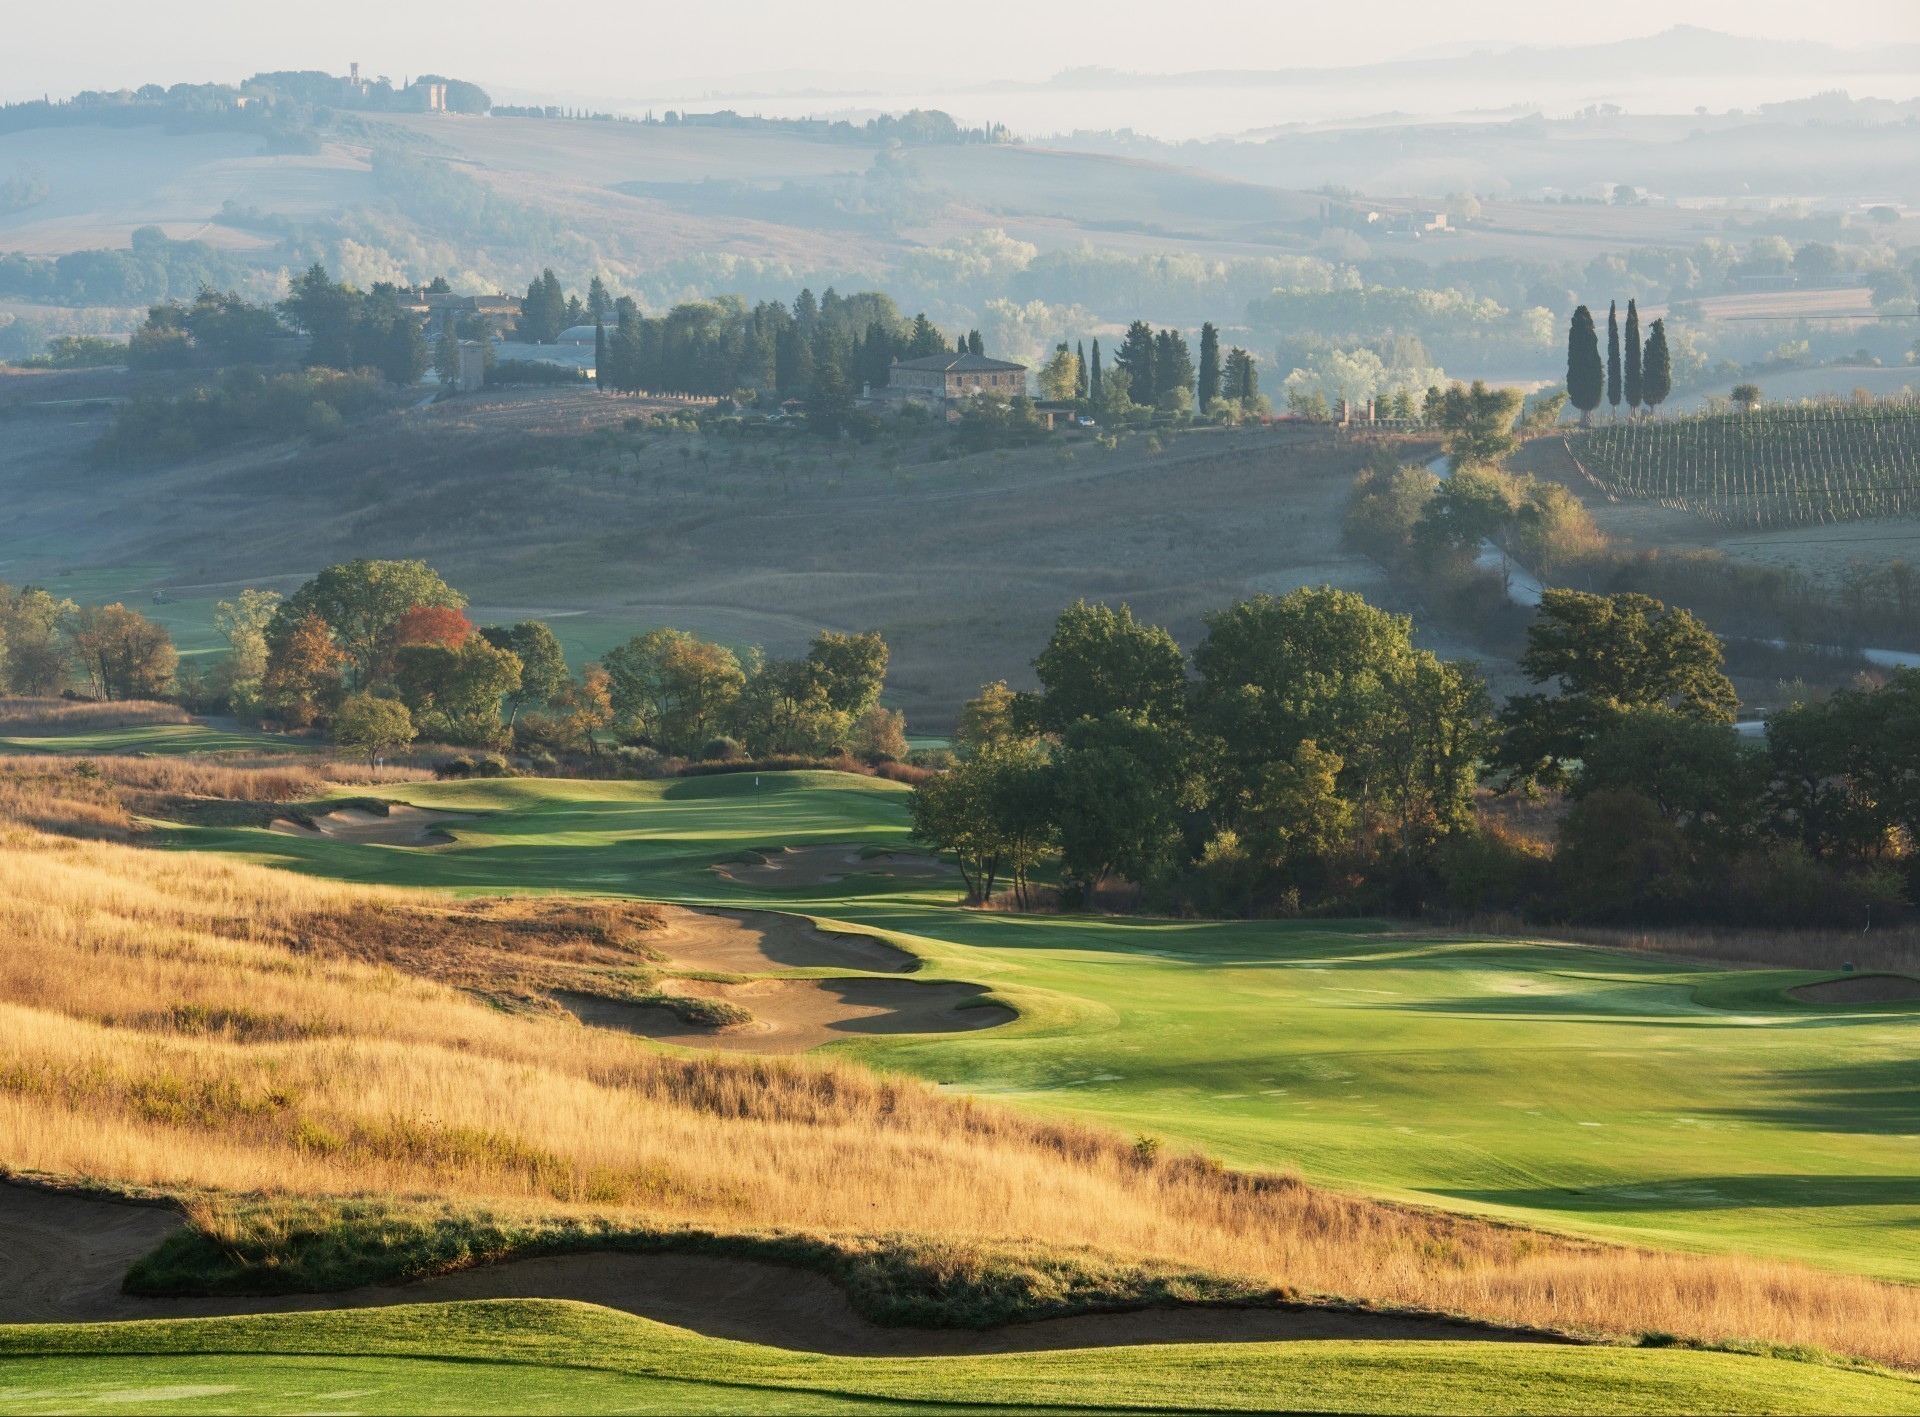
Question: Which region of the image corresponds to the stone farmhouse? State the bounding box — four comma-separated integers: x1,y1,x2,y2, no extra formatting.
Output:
871,352,1028,420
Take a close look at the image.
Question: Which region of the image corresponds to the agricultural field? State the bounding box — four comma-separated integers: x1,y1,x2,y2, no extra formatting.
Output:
1567,402,1920,530
0,381,1415,725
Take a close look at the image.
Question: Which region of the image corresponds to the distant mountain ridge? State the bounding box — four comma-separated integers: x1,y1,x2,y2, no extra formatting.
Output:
1006,27,1920,91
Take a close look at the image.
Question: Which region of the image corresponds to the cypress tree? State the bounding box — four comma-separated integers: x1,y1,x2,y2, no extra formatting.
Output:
1115,320,1154,405
1565,306,1604,426
1642,319,1672,414
594,318,606,392
967,329,984,356
1624,299,1643,412
1076,340,1088,399
1197,322,1221,411
1089,339,1102,403
1606,301,1621,414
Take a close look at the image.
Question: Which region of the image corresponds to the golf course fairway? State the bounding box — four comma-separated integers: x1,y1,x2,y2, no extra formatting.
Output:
5,1301,1918,1415
161,770,1920,1284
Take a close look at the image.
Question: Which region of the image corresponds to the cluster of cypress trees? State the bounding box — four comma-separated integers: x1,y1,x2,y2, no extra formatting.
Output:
1566,298,1671,424
592,287,954,400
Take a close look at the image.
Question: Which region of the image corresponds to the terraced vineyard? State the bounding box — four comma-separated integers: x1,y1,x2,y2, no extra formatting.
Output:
1567,401,1920,528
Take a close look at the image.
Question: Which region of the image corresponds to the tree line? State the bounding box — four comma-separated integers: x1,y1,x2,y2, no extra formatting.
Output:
910,587,1919,930
247,559,907,765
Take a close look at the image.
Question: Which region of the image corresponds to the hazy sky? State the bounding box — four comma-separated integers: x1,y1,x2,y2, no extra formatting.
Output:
5,0,1918,106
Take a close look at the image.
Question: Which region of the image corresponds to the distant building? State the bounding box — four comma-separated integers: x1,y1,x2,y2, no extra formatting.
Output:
875,352,1028,419
425,293,522,339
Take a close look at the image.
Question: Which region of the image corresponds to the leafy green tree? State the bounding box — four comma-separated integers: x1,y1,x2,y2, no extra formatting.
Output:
1197,322,1221,410
481,621,569,728
1029,600,1187,733
1412,465,1515,568
1430,379,1525,468
0,583,75,694
731,657,850,757
1096,366,1136,421
1624,298,1643,412
1343,456,1439,562
955,680,1022,758
272,559,466,690
1766,670,1920,862
1642,318,1672,413
1554,787,1693,921
910,739,1054,903
966,329,984,356
1192,588,1483,861
1053,710,1196,894
212,588,282,716
1239,739,1354,889
64,603,176,701
332,693,415,763
806,630,889,719
1037,343,1080,402
1605,301,1622,414
395,634,521,746
602,627,746,754
1566,305,1603,426
1496,589,1738,791
1577,707,1763,847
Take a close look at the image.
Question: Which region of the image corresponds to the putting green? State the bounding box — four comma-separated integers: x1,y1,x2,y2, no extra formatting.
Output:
3,1301,1915,1415
169,772,1920,1282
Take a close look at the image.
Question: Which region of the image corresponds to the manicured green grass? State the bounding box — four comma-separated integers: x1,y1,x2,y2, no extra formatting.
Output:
5,1301,1917,1415
168,772,1920,1282
1,722,314,756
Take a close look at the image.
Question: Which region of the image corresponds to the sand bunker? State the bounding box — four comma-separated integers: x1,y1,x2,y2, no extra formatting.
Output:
565,977,1012,1053
0,1184,1563,1351
270,804,465,847
714,843,960,889
1790,974,1920,1004
651,906,915,974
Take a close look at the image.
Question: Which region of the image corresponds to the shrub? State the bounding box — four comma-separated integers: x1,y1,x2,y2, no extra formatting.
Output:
701,735,745,761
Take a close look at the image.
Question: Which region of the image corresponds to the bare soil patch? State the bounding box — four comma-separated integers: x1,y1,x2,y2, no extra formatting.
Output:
564,977,1013,1054
270,803,465,846
653,907,915,974
715,843,960,889
0,1184,1559,1352
1791,974,1920,1005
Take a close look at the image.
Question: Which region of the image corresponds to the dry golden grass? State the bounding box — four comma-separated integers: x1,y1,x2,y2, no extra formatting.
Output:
4,785,1920,1365
0,754,432,836
0,698,187,736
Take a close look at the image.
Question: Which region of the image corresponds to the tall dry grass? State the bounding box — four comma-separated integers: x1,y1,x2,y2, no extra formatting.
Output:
0,753,431,817
0,698,187,736
3,793,1920,1365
